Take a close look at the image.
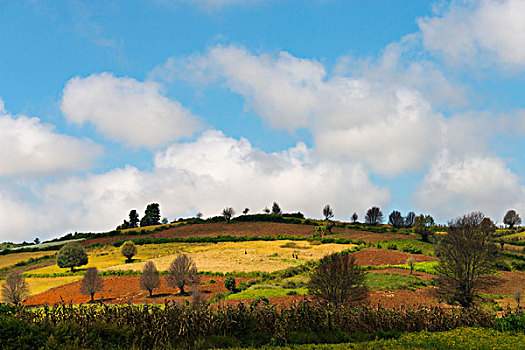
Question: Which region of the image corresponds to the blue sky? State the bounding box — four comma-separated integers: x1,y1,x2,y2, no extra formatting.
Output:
1,0,525,242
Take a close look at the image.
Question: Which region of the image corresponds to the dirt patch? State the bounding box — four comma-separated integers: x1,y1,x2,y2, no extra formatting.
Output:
82,222,410,246
483,271,525,295
352,249,437,266
24,276,253,306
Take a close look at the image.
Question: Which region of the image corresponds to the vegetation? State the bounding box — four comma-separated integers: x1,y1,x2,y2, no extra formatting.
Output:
504,209,522,229
56,242,88,272
272,202,282,215
1,271,28,305
364,207,383,225
139,261,161,297
79,267,103,302
435,212,501,307
120,240,138,262
224,277,236,292
388,211,404,228
222,207,235,223
140,203,161,227
166,254,200,295
308,251,368,307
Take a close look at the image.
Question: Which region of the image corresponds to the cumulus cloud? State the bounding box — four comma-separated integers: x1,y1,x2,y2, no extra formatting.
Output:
61,73,202,148
418,0,525,67
154,44,470,175
414,154,525,222
0,99,102,176
5,130,389,242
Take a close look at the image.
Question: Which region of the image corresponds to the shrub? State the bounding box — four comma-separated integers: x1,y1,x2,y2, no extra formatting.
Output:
79,267,103,302
224,277,236,292
139,261,161,297
120,241,137,262
56,242,88,272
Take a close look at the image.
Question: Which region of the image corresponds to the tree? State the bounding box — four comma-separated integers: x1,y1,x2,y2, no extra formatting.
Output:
79,267,104,302
1,271,29,305
166,254,200,295
196,212,203,219
406,257,415,275
121,241,138,262
224,277,236,292
57,242,88,272
514,286,523,309
263,207,270,214
388,210,404,228
222,207,235,223
307,251,368,307
480,217,497,235
364,207,383,225
271,202,282,215
405,212,416,228
434,212,501,307
504,210,521,229
139,261,161,297
129,209,140,228
414,214,433,242
34,237,40,245
243,208,249,215
140,203,161,227
323,205,334,221
351,212,358,224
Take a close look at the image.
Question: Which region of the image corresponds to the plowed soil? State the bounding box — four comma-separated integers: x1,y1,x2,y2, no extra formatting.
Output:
24,276,252,306
366,268,436,280
82,222,410,246
352,249,438,266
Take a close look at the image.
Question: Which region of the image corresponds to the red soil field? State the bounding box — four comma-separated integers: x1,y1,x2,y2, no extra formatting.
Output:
351,249,438,266
366,268,436,280
82,222,410,246
24,276,252,306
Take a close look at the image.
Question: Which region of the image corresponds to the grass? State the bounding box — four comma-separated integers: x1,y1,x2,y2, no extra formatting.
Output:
501,231,525,241
0,251,55,269
365,272,428,291
0,275,82,296
226,287,309,300
221,328,525,349
381,238,434,256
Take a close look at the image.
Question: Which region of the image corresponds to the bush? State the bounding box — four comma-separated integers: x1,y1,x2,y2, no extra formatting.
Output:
386,243,397,250
402,244,423,254
224,277,236,292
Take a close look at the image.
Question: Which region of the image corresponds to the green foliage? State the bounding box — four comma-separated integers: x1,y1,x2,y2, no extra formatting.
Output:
140,203,161,227
224,277,236,292
365,272,427,291
56,242,88,272
120,241,137,262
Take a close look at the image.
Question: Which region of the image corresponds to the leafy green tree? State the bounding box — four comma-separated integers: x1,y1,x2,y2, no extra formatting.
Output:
504,210,521,229
129,209,139,228
34,238,40,245
365,207,383,225
435,212,501,307
121,241,138,262
1,271,29,305
224,277,236,292
140,261,161,297
308,251,368,307
414,214,434,242
271,202,282,215
140,203,161,227
57,242,88,272
79,267,104,302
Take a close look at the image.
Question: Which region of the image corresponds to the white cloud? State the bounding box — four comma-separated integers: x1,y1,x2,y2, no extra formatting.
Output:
414,154,525,222
61,73,202,148
418,0,525,67
5,130,389,242
156,44,469,176
0,100,102,176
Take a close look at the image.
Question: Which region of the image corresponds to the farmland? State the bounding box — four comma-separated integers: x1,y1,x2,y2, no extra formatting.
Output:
1,217,525,349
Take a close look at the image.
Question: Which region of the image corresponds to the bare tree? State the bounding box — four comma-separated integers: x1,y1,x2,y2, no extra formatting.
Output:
1,271,29,305
166,254,200,295
308,251,368,307
434,212,501,307
322,205,334,221
79,267,104,302
139,261,161,297
504,210,521,229
364,207,383,225
388,210,404,228
514,285,523,308
405,211,416,228
121,241,138,262
222,207,235,223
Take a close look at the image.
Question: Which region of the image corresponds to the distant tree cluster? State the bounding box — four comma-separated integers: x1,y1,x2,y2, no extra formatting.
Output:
117,203,162,230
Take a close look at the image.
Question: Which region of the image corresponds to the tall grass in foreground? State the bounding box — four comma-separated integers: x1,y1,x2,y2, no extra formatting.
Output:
1,301,524,349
